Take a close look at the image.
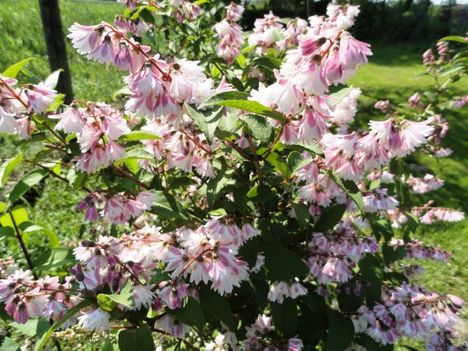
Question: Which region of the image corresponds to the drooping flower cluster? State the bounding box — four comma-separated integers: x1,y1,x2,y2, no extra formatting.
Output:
53,103,129,172
140,117,217,177
389,239,450,261
0,3,466,351
406,173,444,194
248,11,284,53
162,218,258,294
412,202,465,224
353,284,463,347
0,75,57,138
307,223,379,284
267,280,307,303
0,269,78,324
78,191,154,224
214,3,244,64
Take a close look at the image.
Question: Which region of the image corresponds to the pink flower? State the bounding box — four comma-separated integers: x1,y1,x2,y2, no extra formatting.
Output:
25,84,57,113
53,107,84,133
0,106,18,133
68,23,106,55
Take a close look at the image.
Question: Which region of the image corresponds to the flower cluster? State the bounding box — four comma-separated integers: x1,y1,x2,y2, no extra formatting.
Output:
353,284,463,346
214,2,244,64
412,202,465,224
0,75,57,137
267,280,307,303
78,191,154,224
0,270,78,324
53,103,129,172
162,218,257,294
0,3,466,351
406,173,444,194
389,239,450,261
307,224,379,284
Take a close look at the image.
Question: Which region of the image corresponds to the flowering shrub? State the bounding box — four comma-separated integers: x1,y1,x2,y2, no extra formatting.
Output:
0,1,467,350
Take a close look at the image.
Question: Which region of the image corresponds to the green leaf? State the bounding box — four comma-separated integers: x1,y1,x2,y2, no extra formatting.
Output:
19,222,59,248
100,339,117,351
2,58,35,78
266,152,289,177
199,286,235,330
0,226,14,240
271,299,298,336
11,319,49,338
382,244,407,265
315,204,346,232
253,56,282,71
290,141,323,155
151,190,188,220
34,248,74,272
118,325,155,351
264,242,309,281
34,300,92,351
440,35,468,44
331,174,366,215
0,153,23,187
241,114,274,143
206,93,286,123
0,207,29,228
9,170,47,203
97,281,133,311
121,131,161,142
171,297,204,329
0,337,20,351
327,311,355,351
185,103,223,143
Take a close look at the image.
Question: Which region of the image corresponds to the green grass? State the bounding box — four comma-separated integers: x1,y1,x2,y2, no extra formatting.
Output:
0,0,466,301
0,0,123,101
350,41,468,300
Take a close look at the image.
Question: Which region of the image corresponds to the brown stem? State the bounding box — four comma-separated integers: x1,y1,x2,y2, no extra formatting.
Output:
246,134,262,178
9,212,37,279
111,165,150,190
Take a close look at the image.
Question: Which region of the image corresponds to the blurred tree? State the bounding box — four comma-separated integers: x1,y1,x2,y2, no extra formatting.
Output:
38,0,73,103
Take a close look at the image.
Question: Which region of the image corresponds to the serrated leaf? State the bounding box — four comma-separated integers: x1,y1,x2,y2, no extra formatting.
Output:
11,319,49,338
206,93,286,123
0,337,20,351
0,207,29,228
185,103,223,143
199,286,235,330
19,222,59,248
241,114,274,143
97,281,133,311
34,248,74,272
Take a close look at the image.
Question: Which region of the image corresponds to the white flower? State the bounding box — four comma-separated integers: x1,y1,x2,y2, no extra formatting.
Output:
77,308,110,331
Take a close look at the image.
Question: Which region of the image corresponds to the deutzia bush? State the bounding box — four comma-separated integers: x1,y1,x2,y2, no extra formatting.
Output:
0,1,466,350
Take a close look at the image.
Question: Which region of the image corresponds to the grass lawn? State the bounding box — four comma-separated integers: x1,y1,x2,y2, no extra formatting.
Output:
0,1,466,302
350,42,468,300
